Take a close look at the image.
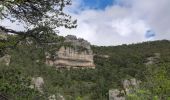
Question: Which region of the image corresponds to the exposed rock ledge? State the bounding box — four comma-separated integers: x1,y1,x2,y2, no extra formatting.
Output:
46,35,95,69
109,78,140,100
0,54,11,66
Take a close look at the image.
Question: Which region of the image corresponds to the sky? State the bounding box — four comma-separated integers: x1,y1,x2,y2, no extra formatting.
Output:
58,0,170,46
1,0,170,46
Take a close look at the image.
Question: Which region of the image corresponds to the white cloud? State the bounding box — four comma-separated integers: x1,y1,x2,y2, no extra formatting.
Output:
59,0,170,46
127,0,170,39
0,19,26,31
1,0,170,46
61,0,153,45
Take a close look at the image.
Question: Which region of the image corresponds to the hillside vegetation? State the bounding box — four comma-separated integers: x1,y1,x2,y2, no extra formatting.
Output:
0,35,170,100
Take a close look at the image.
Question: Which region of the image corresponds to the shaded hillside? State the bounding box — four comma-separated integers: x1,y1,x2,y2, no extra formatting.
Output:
92,40,170,79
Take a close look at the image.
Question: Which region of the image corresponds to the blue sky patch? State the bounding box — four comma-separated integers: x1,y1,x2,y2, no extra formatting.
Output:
80,0,116,10
145,30,156,38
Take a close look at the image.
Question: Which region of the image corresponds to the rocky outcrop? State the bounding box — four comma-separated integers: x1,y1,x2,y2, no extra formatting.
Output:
46,35,95,69
31,77,44,93
145,53,160,66
122,78,140,94
109,78,140,100
0,29,7,41
65,35,91,50
109,89,125,100
48,95,56,100
48,94,65,100
0,54,11,66
97,54,110,58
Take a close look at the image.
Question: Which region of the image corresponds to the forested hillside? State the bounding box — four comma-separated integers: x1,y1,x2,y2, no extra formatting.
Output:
0,35,170,99
1,0,169,100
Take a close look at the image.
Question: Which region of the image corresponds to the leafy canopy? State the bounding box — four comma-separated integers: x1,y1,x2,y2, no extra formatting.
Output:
0,0,76,37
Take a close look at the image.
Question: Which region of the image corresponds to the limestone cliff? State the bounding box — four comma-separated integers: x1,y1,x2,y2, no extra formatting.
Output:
46,35,95,69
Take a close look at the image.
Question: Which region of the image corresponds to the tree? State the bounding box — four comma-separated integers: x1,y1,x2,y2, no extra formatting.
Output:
0,66,47,99
0,0,77,41
127,64,170,100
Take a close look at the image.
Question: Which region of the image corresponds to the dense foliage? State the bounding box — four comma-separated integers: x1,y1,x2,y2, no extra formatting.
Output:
0,0,77,56
127,63,170,100
0,66,46,100
0,36,170,99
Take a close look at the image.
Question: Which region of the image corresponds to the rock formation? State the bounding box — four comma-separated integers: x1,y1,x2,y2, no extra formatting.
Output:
48,94,65,100
109,89,125,100
122,78,140,94
0,29,7,41
0,54,11,66
31,77,44,93
109,78,140,100
145,53,160,66
46,35,95,69
48,95,56,100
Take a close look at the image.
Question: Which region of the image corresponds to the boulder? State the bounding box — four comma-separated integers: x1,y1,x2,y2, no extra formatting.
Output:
109,78,140,100
0,54,11,66
109,89,125,100
31,77,44,93
122,78,139,94
48,95,56,100
0,30,7,41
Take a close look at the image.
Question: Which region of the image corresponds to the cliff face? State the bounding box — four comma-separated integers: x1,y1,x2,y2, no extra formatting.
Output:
46,35,95,68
